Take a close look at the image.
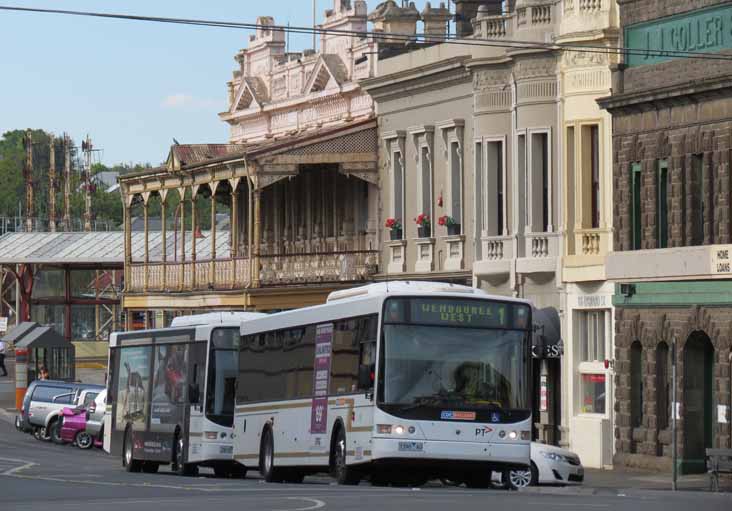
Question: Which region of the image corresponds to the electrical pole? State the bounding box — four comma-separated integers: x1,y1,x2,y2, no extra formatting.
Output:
312,0,316,51
672,337,677,491
23,129,34,232
48,135,56,232
82,135,93,232
63,133,72,232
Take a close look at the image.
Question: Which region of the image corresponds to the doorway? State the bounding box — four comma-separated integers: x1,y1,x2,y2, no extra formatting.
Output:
682,331,714,474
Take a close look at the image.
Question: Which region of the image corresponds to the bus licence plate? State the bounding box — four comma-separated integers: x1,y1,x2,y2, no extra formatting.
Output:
398,441,424,452
220,445,233,454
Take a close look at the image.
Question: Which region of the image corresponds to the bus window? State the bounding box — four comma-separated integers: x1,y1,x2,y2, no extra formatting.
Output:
206,328,239,427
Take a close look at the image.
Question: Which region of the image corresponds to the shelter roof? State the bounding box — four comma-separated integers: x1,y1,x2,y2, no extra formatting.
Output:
15,324,70,349
1,322,39,344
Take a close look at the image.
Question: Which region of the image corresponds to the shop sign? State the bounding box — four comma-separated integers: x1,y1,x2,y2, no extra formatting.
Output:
712,247,732,274
0,317,7,333
577,295,607,308
625,4,732,67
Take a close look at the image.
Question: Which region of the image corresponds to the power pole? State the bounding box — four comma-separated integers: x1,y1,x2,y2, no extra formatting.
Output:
23,129,34,232
81,135,93,232
63,133,72,231
48,135,56,232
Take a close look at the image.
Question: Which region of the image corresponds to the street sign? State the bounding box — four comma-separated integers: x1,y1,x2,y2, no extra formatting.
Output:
0,317,8,333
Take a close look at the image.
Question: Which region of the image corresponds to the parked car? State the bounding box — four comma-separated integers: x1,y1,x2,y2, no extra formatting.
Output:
18,380,104,443
59,405,97,449
84,389,106,440
499,442,584,489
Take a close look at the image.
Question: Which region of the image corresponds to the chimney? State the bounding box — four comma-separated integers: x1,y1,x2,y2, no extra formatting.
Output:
368,1,421,44
422,2,452,39
454,1,502,37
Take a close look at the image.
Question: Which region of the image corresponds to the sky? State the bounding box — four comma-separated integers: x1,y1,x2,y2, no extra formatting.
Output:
0,0,441,166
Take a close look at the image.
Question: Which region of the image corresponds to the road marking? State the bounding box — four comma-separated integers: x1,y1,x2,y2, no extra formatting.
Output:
275,497,326,511
0,456,37,476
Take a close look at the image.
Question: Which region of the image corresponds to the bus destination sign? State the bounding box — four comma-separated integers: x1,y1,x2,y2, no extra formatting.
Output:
385,298,530,330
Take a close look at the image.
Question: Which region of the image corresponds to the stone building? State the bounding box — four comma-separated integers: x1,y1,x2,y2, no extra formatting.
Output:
120,1,380,321
599,0,732,473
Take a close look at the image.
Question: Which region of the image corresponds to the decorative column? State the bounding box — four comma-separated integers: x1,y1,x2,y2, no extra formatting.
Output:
179,190,186,292
48,136,56,233
230,179,240,259
191,188,198,289
210,181,219,289
253,188,262,288
160,191,167,290
143,195,150,292
123,195,132,291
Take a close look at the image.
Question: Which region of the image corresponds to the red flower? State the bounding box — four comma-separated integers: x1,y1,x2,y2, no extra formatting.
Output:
438,215,456,227
414,213,430,227
385,217,402,230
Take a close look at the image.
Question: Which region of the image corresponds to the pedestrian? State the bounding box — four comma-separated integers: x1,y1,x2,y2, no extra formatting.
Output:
39,365,49,380
0,338,7,377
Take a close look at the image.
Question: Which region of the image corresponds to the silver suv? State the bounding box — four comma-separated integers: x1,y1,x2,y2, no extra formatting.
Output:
85,389,107,439
19,380,104,443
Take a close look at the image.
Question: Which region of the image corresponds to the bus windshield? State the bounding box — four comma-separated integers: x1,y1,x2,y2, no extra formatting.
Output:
206,328,239,427
379,297,530,414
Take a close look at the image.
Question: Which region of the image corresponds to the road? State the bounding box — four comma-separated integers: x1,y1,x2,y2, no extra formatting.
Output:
0,418,729,511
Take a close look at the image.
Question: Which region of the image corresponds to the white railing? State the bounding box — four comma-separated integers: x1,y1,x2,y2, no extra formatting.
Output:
579,0,602,12
481,235,515,261
525,232,561,259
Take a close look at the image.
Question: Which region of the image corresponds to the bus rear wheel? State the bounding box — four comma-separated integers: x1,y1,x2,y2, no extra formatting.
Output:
172,434,198,477
123,427,143,473
260,428,283,483
332,427,360,485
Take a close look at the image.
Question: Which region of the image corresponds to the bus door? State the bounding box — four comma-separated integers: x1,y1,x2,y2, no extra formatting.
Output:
186,342,207,459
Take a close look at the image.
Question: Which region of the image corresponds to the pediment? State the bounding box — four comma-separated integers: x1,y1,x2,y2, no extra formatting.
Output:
230,78,265,113
303,55,346,94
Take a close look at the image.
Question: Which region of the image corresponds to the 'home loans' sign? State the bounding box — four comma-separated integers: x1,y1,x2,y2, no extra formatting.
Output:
625,4,732,67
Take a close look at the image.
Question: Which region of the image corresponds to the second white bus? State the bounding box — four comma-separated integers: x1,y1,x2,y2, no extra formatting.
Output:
233,281,532,487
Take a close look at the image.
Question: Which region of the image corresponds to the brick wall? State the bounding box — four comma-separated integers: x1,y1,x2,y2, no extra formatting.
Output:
614,305,732,470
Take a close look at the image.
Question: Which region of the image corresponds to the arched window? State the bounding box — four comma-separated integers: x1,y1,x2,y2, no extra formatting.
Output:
656,342,670,431
630,341,643,428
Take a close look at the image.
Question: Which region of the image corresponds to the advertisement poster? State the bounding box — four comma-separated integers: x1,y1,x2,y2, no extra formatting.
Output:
116,346,152,431
539,375,548,412
150,344,188,432
310,323,333,435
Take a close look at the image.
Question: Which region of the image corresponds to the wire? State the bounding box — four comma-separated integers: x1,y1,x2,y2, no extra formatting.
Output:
3,5,732,62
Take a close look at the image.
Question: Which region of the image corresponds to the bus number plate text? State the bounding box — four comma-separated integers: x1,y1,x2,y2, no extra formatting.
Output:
398,441,424,452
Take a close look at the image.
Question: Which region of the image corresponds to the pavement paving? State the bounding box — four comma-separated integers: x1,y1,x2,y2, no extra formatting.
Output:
0,417,730,511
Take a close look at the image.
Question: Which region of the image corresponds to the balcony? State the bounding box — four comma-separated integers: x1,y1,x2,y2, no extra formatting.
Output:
607,244,732,283
517,232,561,274
128,250,378,293
473,1,558,41
564,228,612,282
474,235,515,276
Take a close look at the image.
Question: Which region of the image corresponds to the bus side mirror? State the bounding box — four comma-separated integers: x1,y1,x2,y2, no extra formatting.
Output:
189,384,200,404
358,365,373,391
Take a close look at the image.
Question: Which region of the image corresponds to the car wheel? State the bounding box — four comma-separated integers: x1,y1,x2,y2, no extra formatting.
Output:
75,431,94,450
49,419,64,445
503,462,538,490
15,415,21,430
332,427,360,485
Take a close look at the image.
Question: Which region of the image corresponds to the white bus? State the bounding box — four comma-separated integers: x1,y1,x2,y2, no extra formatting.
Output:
105,312,265,477
233,281,532,487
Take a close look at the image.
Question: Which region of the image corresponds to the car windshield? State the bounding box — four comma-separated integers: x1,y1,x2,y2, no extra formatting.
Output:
382,324,528,410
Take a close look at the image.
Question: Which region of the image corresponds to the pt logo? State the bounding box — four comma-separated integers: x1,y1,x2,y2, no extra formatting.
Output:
475,425,493,437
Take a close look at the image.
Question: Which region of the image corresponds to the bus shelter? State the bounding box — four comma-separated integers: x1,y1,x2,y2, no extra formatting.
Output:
2,322,75,408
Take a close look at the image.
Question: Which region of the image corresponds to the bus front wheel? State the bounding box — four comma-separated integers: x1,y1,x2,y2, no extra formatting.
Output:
332,427,360,485
172,433,198,477
260,428,283,483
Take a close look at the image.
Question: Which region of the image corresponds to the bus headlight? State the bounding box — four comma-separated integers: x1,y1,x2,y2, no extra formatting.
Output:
394,425,405,435
508,431,518,440
205,431,218,440
520,431,531,440
377,424,392,434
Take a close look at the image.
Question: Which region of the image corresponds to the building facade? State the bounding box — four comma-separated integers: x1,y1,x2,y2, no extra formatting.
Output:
599,0,732,473
120,1,381,321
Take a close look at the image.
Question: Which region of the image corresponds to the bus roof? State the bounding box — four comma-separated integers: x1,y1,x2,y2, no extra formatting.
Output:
240,281,531,335
170,311,267,327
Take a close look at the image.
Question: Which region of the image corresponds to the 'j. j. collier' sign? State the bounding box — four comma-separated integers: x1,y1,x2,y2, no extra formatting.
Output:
625,4,732,67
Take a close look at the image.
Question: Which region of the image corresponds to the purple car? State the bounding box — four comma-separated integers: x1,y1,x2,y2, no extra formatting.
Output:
59,406,99,449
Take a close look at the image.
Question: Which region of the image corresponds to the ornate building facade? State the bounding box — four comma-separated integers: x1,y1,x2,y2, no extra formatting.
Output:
120,1,380,320
599,0,732,473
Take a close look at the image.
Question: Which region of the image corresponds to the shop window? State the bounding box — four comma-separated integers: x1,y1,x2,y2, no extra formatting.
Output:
630,341,644,428
71,304,96,341
581,124,600,229
578,310,606,362
33,269,65,299
657,160,669,249
656,342,670,431
631,163,642,250
530,132,550,232
486,140,505,236
581,373,606,414
393,151,405,239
